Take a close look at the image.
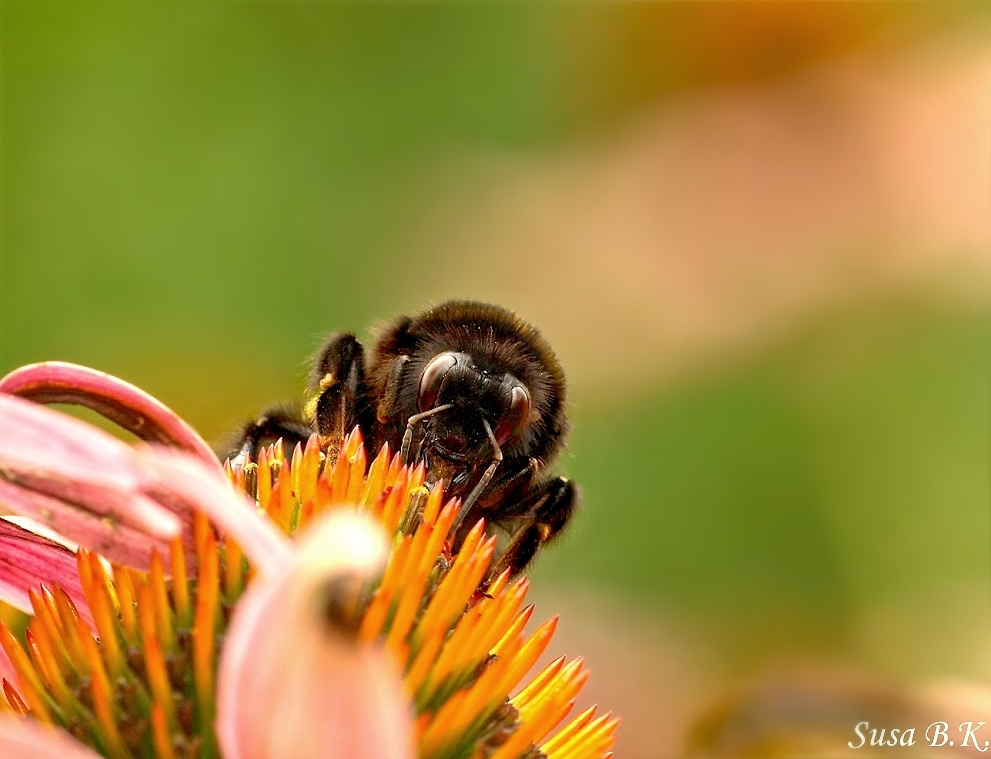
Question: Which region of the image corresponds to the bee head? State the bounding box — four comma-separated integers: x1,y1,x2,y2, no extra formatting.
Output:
369,300,569,495
415,351,531,460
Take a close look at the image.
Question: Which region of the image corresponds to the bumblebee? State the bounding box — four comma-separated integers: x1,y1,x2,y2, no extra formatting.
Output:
226,301,577,575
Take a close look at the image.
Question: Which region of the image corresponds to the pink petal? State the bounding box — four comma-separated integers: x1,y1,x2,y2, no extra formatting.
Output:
216,511,414,759
138,448,293,577
0,716,105,759
0,481,169,571
0,365,292,578
0,519,93,629
0,393,283,573
0,393,145,494
0,394,181,541
0,362,220,471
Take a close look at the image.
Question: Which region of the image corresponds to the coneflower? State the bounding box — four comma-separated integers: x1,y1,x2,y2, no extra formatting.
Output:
0,362,618,759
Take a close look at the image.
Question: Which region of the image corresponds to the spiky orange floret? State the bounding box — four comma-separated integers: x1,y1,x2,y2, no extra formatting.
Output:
1,429,617,759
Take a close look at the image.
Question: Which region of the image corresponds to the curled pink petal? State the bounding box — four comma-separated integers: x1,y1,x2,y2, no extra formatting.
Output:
0,519,93,628
0,393,144,493
0,361,221,471
217,511,414,759
0,392,282,572
138,448,293,577
0,716,105,759
0,394,182,543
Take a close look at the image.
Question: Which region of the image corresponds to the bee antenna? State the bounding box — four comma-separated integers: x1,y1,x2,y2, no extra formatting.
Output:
482,417,504,466
454,419,503,529
400,403,453,463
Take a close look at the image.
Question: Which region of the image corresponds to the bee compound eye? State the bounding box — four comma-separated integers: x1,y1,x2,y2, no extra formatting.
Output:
494,384,531,446
417,352,458,412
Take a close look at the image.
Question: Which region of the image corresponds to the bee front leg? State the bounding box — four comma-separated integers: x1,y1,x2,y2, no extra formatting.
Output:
474,458,540,514
307,332,371,461
490,476,578,576
222,406,314,466
376,354,410,425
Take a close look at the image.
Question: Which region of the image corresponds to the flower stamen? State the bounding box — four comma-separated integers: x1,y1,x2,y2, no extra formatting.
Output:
1,425,618,759
192,529,219,755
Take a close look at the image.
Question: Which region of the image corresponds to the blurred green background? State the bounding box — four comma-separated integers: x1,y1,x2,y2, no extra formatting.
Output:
2,3,989,756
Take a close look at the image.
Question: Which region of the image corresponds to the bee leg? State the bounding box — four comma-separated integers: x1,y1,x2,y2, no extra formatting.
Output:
452,459,543,550
491,476,578,576
376,354,410,425
308,332,370,462
530,477,578,541
453,458,540,541
480,458,540,512
222,406,314,466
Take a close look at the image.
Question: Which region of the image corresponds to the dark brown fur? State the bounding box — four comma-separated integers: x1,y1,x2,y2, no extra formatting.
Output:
225,300,577,573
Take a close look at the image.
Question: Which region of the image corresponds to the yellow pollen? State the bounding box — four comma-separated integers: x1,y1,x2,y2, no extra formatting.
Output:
143,633,176,733
1,621,53,723
223,533,245,603
193,528,219,749
151,702,176,759
539,705,598,755
169,537,191,628
148,554,176,654
112,567,139,647
1,429,617,759
85,568,124,680
28,588,74,677
24,622,74,718
3,681,28,716
512,654,565,711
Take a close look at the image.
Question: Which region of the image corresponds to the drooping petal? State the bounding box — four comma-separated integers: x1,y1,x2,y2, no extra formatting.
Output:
0,716,105,759
0,361,220,471
0,392,291,574
0,394,182,542
0,519,93,627
217,511,414,759
0,392,146,493
137,448,293,577
0,480,171,571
